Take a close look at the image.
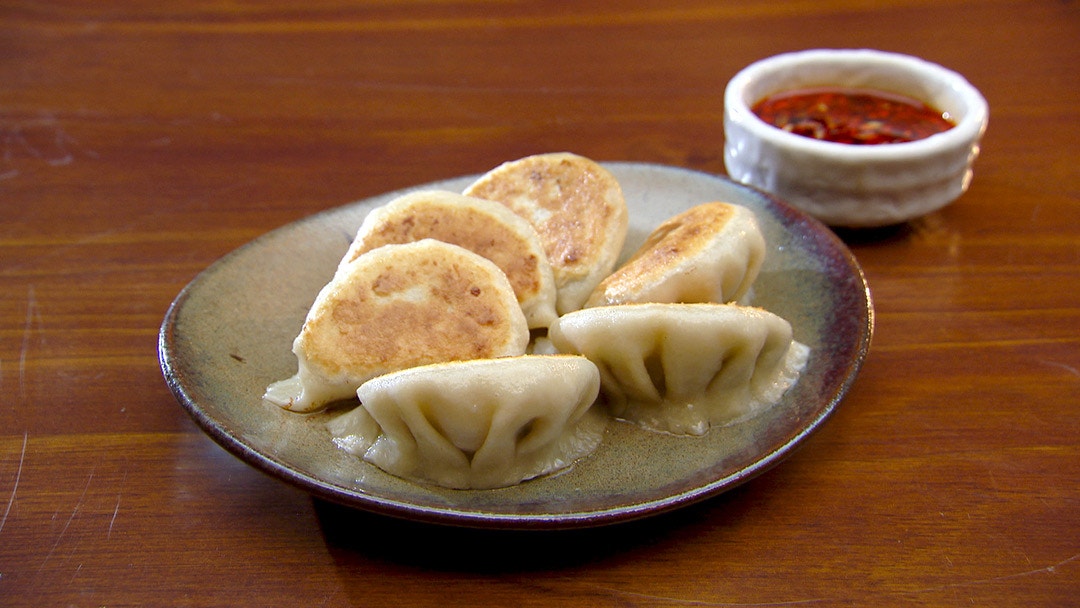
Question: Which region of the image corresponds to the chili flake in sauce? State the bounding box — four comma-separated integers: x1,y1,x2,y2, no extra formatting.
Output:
751,87,955,145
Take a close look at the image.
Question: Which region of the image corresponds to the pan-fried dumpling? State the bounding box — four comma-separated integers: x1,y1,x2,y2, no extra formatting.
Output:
336,190,557,329
264,239,529,412
548,303,810,436
463,152,628,315
327,355,606,490
584,202,766,308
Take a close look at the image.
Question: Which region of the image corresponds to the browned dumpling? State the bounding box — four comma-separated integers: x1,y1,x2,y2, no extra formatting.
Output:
337,190,557,329
585,202,766,307
464,152,628,315
264,239,529,412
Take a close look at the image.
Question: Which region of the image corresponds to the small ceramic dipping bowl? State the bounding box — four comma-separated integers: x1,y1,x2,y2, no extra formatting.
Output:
724,49,988,227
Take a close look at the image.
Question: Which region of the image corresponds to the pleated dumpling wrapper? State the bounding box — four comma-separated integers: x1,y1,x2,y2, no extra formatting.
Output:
584,202,766,308
549,303,810,436
264,239,529,413
463,152,628,315
327,355,606,490
336,190,557,329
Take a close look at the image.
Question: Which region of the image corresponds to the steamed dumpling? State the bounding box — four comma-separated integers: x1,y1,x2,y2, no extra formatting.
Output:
337,190,558,329
585,202,766,307
548,303,809,436
463,152,629,315
327,355,606,490
264,239,529,412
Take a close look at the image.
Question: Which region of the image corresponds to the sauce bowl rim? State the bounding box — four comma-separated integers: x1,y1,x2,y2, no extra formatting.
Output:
724,48,989,161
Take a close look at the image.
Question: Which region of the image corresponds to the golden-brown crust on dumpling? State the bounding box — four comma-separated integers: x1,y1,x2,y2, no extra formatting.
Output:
463,152,628,314
303,239,528,377
338,190,557,328
264,239,530,412
584,202,765,307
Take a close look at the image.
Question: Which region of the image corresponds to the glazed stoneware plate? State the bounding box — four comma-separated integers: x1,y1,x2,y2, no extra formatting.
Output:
159,162,873,530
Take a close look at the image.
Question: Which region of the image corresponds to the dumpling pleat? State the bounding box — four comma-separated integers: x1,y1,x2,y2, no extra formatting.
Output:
549,303,809,435
329,355,604,489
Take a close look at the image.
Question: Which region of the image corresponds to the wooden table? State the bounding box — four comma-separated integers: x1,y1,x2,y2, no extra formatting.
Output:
2,1,1077,605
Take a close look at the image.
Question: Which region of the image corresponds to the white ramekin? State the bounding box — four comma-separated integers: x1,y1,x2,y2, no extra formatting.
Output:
723,49,988,227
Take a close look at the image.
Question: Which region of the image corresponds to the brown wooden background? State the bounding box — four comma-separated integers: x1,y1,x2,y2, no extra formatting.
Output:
1,1,1077,606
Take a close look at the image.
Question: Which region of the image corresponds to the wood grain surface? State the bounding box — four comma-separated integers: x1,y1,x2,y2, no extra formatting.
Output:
1,1,1077,606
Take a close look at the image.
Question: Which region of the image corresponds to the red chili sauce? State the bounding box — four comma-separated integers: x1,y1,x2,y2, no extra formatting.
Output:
751,87,955,145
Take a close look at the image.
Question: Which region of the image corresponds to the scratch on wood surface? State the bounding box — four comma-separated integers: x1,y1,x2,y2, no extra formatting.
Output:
107,468,128,540
1039,359,1079,378
0,432,29,536
0,111,94,181
19,285,40,399
37,468,95,573
107,495,121,540
909,552,1080,594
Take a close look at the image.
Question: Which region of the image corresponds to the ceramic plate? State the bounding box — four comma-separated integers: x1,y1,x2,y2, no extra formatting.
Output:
159,163,873,530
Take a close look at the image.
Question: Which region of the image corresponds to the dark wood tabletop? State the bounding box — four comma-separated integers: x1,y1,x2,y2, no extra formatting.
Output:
2,1,1077,606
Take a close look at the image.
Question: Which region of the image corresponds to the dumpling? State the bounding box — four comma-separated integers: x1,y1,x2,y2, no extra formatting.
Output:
584,202,766,308
336,190,557,329
264,239,529,412
463,152,629,315
548,303,810,436
326,355,606,490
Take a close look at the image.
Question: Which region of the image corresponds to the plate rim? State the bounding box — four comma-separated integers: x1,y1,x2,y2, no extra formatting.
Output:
158,161,874,530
